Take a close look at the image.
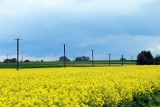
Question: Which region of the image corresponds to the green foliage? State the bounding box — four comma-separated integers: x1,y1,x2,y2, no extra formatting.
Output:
132,93,153,106
75,56,90,61
3,58,16,63
24,60,30,63
152,91,160,106
137,51,154,65
59,56,70,62
117,92,160,107
155,55,160,65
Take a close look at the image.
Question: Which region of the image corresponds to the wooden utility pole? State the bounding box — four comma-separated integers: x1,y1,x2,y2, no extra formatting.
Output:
64,44,66,68
21,52,23,62
121,55,124,66
92,49,94,67
7,54,9,65
73,56,74,66
15,38,21,71
109,53,111,66
131,56,133,65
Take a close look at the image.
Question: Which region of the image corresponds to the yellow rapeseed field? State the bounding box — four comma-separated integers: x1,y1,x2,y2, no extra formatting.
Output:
0,66,160,106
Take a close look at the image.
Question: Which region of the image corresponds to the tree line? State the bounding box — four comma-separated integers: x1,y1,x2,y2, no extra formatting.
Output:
59,51,160,65
137,51,160,65
3,50,160,65
59,56,90,62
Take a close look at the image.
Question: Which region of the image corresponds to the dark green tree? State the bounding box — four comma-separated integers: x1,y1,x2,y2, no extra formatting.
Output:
155,55,160,65
75,56,90,61
24,60,30,63
75,57,83,61
59,56,70,62
120,58,126,61
137,51,154,65
3,59,10,63
3,58,17,63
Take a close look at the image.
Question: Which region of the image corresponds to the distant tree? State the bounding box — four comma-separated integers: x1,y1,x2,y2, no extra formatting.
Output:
120,58,126,61
10,58,17,63
3,58,16,63
75,56,90,61
82,56,90,61
137,51,154,65
59,56,70,62
24,60,30,63
155,55,160,65
75,57,83,61
3,59,10,63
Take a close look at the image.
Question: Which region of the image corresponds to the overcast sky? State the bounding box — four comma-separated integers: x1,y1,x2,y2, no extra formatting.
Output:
0,0,160,61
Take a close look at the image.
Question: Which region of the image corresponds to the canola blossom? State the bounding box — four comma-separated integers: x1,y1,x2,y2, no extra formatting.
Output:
0,66,160,106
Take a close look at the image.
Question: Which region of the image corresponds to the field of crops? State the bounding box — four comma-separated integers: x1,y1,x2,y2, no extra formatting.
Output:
0,66,160,106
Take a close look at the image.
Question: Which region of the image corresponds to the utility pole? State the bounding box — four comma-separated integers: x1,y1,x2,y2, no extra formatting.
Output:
73,56,74,66
121,55,124,66
21,52,23,62
92,49,94,67
15,38,21,71
131,56,133,65
109,53,111,66
7,54,9,65
64,44,66,68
